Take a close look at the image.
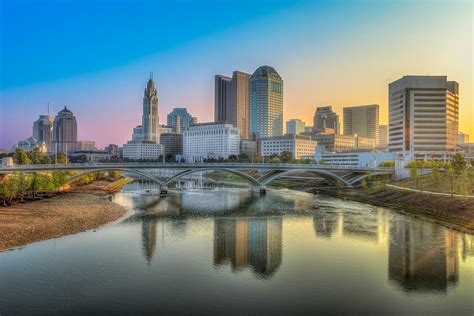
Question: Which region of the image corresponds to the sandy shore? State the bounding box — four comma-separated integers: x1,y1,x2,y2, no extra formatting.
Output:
0,189,127,252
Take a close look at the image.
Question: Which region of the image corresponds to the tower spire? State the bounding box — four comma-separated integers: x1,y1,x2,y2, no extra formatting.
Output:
150,71,153,80
47,101,50,116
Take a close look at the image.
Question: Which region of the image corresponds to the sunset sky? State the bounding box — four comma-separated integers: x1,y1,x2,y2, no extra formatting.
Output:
0,0,472,149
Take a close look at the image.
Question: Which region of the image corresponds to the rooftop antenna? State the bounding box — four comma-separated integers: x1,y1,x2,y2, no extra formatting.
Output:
150,71,153,80
47,101,50,116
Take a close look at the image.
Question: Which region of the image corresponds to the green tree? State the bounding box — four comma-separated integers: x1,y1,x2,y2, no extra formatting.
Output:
12,173,32,202
40,154,52,164
459,168,470,197
451,153,467,176
379,160,395,168
52,171,69,189
280,151,294,163
407,160,423,190
429,160,442,183
56,152,68,164
0,176,19,206
27,147,43,164
108,170,122,179
445,164,455,196
14,148,32,165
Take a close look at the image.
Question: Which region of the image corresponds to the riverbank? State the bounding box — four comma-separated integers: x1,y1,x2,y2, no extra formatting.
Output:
309,186,474,234
0,179,129,252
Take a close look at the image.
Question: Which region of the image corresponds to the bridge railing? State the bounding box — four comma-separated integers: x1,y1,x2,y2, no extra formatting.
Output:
0,162,395,172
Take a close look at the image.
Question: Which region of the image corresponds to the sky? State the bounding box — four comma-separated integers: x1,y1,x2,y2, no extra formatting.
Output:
0,0,472,149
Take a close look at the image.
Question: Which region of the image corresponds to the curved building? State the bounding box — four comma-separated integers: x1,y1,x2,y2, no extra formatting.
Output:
249,66,283,139
53,106,77,153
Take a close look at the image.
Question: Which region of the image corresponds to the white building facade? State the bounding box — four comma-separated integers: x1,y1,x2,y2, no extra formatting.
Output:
183,123,240,162
259,135,317,159
315,149,395,167
123,141,163,160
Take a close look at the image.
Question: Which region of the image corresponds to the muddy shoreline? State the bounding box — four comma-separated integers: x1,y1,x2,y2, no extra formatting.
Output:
0,182,128,252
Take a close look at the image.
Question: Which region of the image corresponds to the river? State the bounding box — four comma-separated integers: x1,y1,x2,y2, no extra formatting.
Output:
0,182,473,315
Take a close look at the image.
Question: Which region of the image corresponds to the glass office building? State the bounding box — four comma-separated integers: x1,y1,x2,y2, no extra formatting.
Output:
249,66,283,139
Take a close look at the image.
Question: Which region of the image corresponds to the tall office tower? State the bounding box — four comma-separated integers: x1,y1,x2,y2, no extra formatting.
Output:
286,119,306,135
343,104,379,144
388,76,459,160
53,106,77,153
32,115,54,152
167,108,197,133
230,71,251,139
249,66,283,139
378,125,389,148
142,75,160,142
313,106,340,134
214,75,231,122
214,71,251,139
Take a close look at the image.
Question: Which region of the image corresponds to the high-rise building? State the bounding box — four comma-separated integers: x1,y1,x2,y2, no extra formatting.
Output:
160,133,183,157
123,75,163,160
286,119,306,135
310,133,375,153
32,115,54,152
214,75,231,123
388,76,459,160
378,125,388,148
343,104,379,144
77,140,96,151
167,108,197,134
214,71,251,139
141,75,160,142
183,122,240,162
249,66,283,139
53,106,77,153
313,106,340,134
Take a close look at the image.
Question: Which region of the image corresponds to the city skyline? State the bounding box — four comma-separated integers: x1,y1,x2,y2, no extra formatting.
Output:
0,0,472,149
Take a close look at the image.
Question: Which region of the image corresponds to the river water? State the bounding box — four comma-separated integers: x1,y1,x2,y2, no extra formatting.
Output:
0,182,473,315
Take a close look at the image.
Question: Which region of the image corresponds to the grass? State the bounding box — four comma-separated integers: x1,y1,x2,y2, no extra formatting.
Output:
393,171,474,195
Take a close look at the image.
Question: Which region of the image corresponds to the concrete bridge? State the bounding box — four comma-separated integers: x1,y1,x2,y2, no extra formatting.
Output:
0,162,394,194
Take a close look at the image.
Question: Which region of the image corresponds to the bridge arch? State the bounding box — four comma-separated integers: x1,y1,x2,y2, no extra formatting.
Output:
259,169,351,187
163,168,262,187
67,168,165,186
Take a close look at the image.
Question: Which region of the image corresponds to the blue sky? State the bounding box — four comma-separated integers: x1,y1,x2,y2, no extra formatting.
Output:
0,0,472,149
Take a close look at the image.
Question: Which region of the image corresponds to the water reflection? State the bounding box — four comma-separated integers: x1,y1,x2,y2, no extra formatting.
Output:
214,217,282,278
388,219,459,293
142,219,158,263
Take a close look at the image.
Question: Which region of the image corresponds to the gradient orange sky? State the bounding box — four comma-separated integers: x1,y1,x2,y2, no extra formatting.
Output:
0,1,472,148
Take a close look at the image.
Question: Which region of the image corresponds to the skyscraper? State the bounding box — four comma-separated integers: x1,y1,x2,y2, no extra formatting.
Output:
141,75,160,142
286,119,306,135
214,75,231,123
32,115,54,152
167,108,197,134
343,104,379,144
378,125,388,148
249,66,283,139
53,106,77,153
388,76,459,160
313,106,340,133
214,71,251,139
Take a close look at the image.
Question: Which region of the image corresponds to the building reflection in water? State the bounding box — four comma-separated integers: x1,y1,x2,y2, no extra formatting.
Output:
313,211,339,238
141,219,158,264
214,217,283,278
388,218,459,293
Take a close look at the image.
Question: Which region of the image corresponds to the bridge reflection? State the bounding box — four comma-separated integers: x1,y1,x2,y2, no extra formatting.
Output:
213,217,283,278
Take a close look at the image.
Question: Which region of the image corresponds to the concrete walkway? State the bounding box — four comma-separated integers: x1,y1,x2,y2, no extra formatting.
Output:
386,184,474,198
